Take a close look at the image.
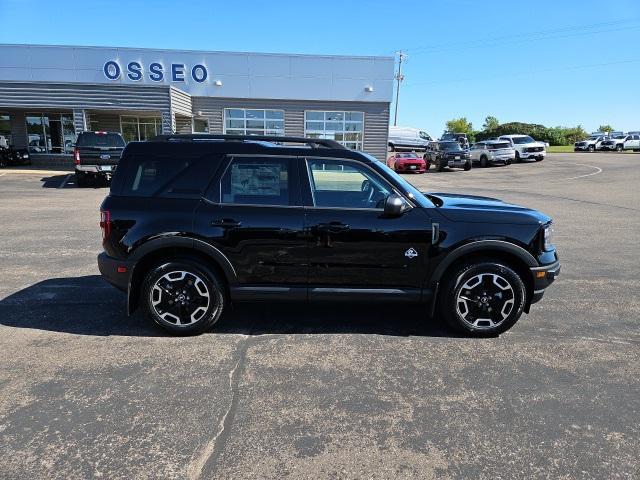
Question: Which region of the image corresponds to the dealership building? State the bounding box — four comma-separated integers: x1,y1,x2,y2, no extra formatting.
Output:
0,44,394,166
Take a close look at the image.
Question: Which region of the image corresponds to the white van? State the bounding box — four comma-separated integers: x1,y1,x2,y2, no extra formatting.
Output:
388,126,433,152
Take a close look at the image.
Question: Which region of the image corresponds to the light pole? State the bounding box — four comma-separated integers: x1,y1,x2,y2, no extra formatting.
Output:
393,51,406,127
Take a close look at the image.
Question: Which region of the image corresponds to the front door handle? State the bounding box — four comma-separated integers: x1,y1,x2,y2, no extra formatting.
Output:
316,222,350,233
211,218,242,228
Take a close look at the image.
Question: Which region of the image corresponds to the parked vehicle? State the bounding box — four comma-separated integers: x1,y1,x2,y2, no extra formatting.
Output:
422,141,472,172
0,135,30,168
622,133,640,152
98,134,559,336
497,135,546,162
469,140,515,167
440,132,470,149
599,134,628,152
387,152,427,173
574,133,609,152
74,131,126,187
388,127,432,152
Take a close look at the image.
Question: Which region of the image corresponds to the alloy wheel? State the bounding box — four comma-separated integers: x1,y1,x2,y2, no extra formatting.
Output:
455,273,515,330
150,270,212,326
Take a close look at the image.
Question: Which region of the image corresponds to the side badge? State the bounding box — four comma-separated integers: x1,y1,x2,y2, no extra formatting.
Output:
405,248,418,259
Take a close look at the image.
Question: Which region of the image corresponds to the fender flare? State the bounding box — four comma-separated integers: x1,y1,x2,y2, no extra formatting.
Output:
431,240,538,284
126,236,238,315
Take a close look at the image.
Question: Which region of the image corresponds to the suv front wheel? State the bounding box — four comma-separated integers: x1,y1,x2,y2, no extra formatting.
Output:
142,259,226,335
439,260,526,336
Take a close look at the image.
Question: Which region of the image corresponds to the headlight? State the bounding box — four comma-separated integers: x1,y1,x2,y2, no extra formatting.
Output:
543,223,554,251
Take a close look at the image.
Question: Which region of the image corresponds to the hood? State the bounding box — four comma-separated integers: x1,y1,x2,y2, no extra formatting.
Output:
424,192,551,225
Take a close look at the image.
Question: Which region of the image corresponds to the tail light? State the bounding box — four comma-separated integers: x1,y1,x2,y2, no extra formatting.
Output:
73,147,81,165
100,210,111,242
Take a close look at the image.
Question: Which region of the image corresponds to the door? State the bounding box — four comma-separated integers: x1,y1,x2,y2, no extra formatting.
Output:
303,157,432,300
194,155,307,297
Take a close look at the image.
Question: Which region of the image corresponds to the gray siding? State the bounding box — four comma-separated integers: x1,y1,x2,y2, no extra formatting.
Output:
0,82,171,112
191,97,390,160
170,87,192,117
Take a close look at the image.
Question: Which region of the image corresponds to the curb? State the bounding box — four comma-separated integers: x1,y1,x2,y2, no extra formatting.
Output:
0,169,73,175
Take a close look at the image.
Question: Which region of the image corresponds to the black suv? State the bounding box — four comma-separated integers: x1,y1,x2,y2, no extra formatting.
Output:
74,131,126,187
424,141,472,172
98,135,559,336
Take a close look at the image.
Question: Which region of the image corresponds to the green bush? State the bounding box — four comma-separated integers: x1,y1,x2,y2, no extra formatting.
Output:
475,122,587,146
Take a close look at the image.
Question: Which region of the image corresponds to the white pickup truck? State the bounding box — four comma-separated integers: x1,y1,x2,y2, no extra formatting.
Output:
497,135,546,162
574,133,609,152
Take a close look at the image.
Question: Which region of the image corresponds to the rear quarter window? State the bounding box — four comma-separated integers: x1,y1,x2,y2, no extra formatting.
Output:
117,155,219,198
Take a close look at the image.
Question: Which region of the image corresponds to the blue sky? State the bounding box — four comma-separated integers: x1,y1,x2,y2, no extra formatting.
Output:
2,0,639,135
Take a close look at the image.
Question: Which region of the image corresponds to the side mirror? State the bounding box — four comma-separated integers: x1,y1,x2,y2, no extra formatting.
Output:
383,194,407,217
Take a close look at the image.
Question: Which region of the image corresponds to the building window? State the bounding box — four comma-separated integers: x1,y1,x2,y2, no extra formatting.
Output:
0,114,11,147
193,118,209,134
26,113,76,154
304,111,364,150
224,109,285,136
89,120,100,131
120,116,162,142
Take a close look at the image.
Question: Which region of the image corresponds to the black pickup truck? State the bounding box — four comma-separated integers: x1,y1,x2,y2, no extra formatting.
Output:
74,131,126,187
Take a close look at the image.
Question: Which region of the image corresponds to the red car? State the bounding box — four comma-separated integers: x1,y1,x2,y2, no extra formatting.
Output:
387,152,427,173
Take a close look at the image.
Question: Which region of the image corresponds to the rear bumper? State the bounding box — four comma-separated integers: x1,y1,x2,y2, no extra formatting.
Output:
530,260,561,304
98,252,133,292
76,165,117,174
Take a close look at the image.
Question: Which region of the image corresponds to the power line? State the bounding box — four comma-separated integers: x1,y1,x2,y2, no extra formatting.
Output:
401,18,640,55
404,59,640,87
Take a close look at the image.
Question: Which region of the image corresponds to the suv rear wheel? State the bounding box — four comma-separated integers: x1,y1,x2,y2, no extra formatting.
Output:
480,155,488,168
439,260,526,336
142,259,226,335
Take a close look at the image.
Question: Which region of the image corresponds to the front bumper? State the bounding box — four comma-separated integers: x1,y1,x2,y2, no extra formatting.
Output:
98,252,133,292
530,260,561,304
396,162,426,172
520,150,546,159
445,156,470,167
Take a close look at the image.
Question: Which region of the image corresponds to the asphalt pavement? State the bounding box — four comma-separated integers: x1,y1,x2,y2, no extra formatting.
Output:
0,153,638,479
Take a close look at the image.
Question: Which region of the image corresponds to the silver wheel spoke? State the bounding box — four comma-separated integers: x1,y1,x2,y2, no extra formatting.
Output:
150,270,211,327
455,272,515,330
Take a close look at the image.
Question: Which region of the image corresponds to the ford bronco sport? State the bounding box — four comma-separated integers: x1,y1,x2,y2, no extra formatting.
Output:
98,135,560,336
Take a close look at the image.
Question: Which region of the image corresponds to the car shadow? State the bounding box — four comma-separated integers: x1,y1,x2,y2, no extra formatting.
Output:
0,275,459,338
40,174,109,189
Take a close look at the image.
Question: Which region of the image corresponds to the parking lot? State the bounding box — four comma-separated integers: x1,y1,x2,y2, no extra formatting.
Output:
0,152,638,479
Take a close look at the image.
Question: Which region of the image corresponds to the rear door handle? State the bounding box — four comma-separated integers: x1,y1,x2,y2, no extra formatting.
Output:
317,222,350,233
211,218,242,228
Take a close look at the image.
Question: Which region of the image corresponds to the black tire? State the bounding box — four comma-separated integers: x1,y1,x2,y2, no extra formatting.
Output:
439,260,526,336
535,156,544,162
141,259,226,335
463,161,472,171
387,143,394,153
0,154,7,168
588,145,595,152
515,151,521,163
435,158,444,172
505,159,512,166
75,172,92,188
616,144,623,152
480,155,488,168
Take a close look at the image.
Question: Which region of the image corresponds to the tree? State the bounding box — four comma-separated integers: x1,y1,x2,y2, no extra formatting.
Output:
482,116,500,131
445,117,473,135
598,124,614,133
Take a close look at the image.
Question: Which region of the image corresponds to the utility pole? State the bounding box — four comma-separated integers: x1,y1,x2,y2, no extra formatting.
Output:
393,51,406,127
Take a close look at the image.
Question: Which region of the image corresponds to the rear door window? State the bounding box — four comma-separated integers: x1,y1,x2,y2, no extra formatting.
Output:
220,157,297,206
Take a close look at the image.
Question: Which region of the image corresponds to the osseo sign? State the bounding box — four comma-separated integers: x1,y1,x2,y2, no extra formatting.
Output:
103,60,208,83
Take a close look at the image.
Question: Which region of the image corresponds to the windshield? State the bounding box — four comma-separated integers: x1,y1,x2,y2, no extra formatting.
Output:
613,135,626,139
512,136,535,144
363,153,432,207
441,141,463,151
487,142,511,150
419,131,432,140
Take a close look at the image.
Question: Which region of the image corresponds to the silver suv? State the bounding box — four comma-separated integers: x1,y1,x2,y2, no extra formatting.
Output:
469,140,515,167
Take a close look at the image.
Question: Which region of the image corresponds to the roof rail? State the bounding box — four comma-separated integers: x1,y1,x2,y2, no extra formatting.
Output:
150,134,347,150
